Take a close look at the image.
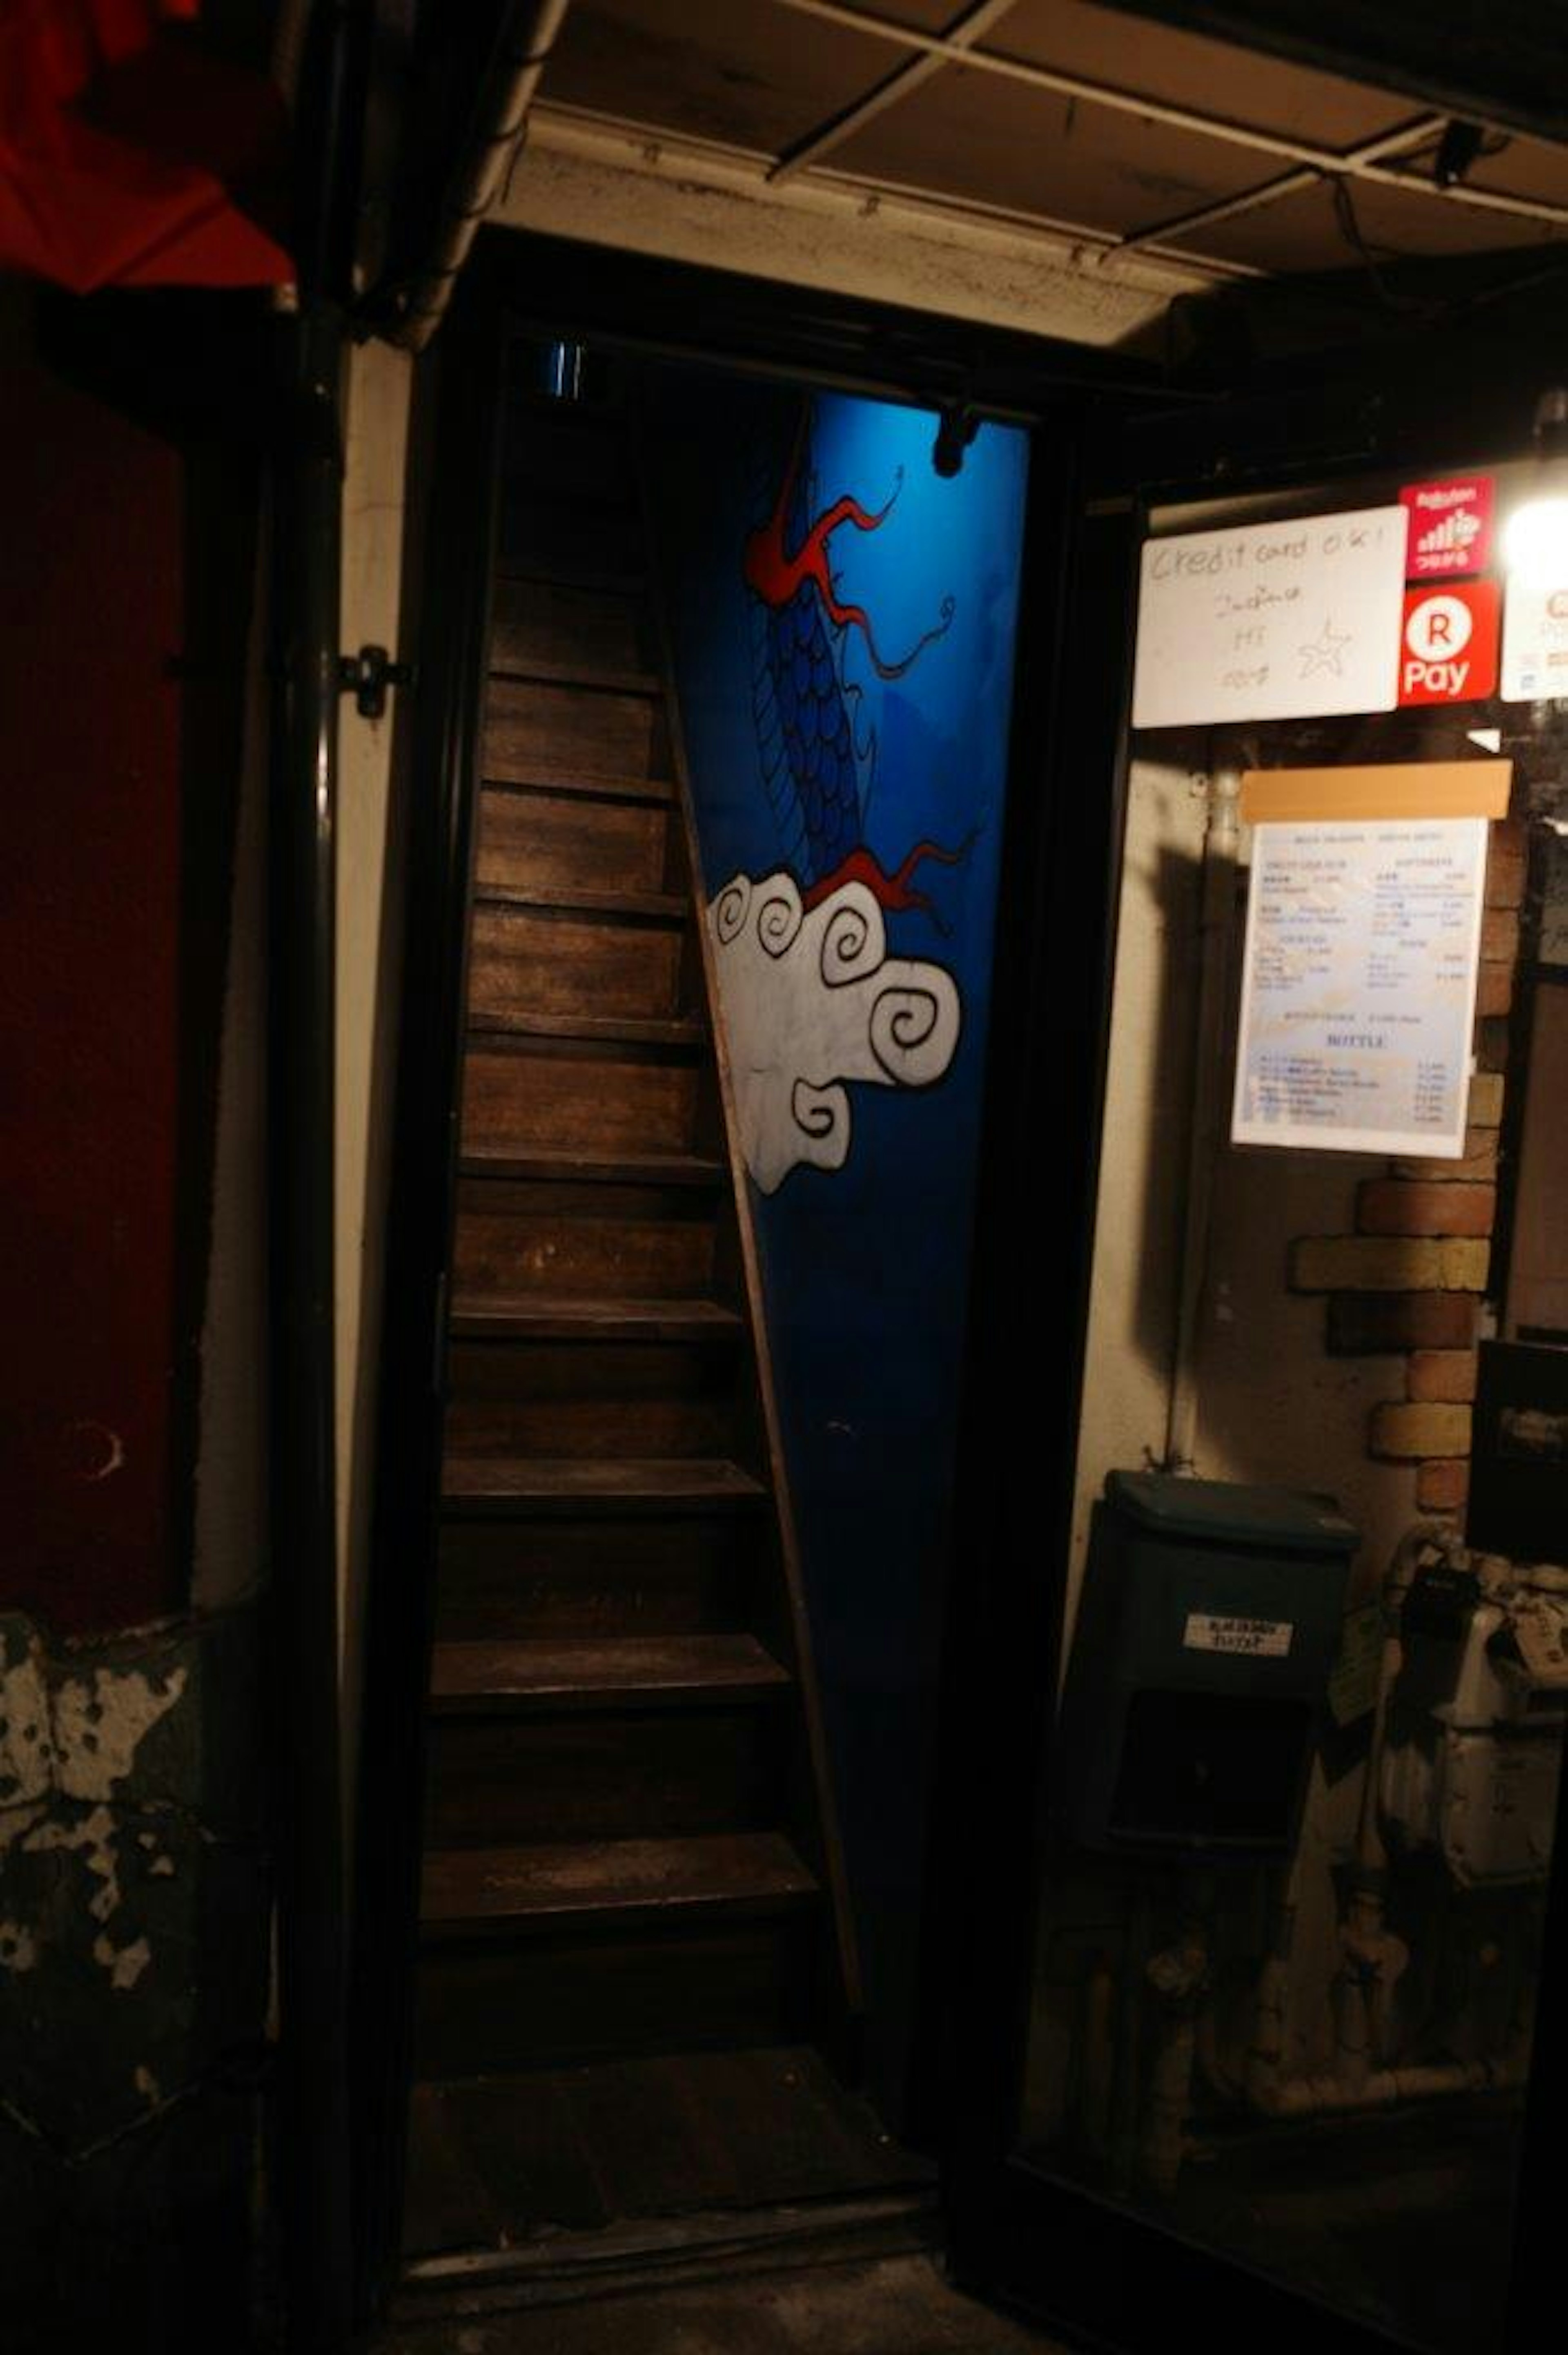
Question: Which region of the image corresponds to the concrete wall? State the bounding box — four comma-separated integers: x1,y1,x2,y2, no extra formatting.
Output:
1070,749,1418,1637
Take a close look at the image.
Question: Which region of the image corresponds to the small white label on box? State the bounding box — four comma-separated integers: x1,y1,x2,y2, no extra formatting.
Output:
1183,1613,1294,1658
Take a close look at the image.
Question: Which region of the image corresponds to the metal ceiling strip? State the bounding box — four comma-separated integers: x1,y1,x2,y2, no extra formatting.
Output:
768,0,1021,185
529,98,1267,284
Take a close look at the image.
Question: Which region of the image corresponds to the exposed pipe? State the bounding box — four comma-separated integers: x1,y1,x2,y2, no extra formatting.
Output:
392,0,573,351
1164,766,1241,1476
1140,1883,1210,2196
1239,1528,1539,2126
1254,2052,1528,2119
268,4,371,2346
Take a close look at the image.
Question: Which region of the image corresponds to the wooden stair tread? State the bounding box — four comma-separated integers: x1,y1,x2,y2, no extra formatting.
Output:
468,1010,705,1049
482,766,673,806
472,881,688,922
458,1147,726,1188
449,1296,742,1342
429,1632,791,1710
441,1458,769,1510
421,1831,816,1930
489,656,661,696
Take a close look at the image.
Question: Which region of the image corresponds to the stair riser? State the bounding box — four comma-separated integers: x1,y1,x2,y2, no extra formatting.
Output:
459,1050,702,1158
454,1186,719,1304
445,1338,742,1463
461,1046,703,1157
436,1518,760,1640
414,1919,811,2077
425,1710,784,1847
490,577,648,683
484,678,666,789
477,785,673,901
470,906,687,1028
501,418,638,510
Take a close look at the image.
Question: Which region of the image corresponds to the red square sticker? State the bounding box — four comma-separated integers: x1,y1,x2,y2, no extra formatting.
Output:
1399,581,1500,705
1401,477,1494,578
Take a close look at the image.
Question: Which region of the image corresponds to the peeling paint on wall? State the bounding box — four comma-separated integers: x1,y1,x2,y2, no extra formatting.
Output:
22,1804,124,1921
0,1920,40,1973
92,1931,152,1991
0,1637,55,1804
0,1605,267,2167
52,1664,188,1802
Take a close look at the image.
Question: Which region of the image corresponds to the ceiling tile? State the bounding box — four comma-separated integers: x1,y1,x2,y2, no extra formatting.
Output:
543,0,904,155
827,60,1270,235
984,0,1427,150
1186,175,1555,275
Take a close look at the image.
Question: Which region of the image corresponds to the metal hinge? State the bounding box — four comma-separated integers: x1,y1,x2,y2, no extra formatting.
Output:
338,643,415,720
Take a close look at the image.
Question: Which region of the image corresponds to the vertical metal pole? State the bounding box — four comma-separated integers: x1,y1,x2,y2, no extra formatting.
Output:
268,7,369,2345
269,292,352,2354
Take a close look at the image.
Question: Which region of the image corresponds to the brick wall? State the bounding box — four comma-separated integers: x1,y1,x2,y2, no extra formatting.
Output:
1289,818,1525,1521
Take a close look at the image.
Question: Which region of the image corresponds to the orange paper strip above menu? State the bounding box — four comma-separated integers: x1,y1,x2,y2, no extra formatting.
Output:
1240,760,1511,825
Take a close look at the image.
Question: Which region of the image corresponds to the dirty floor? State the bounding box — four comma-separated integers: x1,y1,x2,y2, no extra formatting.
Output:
376,2251,1067,2354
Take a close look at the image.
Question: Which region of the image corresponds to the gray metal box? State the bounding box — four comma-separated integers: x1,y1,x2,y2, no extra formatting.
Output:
1056,1472,1357,1857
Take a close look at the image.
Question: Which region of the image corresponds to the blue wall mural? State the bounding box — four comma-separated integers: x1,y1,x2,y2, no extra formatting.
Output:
646,370,1029,2114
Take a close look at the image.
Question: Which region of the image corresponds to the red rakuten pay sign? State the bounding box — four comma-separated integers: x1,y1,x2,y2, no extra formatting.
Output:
1398,582,1501,705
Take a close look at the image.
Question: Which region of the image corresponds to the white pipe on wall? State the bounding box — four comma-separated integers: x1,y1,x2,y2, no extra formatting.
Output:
1165,765,1242,1476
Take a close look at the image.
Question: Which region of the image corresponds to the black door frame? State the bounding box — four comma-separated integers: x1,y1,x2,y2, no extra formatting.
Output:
346,225,1194,2319
935,349,1568,2355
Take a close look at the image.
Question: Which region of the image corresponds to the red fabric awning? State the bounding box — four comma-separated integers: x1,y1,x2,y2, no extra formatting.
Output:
0,0,293,290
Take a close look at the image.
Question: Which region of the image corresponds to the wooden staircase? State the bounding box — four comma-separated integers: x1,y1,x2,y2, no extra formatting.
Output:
411,381,850,2097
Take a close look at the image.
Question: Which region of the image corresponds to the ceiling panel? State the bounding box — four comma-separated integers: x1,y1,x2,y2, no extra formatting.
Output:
543,0,904,155
827,59,1272,236
841,0,974,28
535,0,1568,294
1189,176,1559,275
997,0,1419,150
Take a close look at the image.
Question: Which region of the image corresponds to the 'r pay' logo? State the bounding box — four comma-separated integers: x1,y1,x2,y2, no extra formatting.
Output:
1399,581,1499,705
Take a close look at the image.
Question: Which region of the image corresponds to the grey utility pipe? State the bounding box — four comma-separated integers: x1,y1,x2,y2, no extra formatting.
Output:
394,0,573,351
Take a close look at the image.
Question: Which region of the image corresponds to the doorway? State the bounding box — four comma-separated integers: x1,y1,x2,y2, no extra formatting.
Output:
350,237,1112,2322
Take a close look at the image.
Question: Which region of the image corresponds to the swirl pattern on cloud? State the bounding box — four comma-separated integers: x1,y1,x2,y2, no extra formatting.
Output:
707,871,961,1193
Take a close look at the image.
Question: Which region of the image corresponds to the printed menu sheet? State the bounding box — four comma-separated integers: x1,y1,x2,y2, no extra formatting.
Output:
1232,818,1487,1156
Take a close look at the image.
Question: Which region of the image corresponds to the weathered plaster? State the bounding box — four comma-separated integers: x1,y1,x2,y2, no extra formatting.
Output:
0,1608,267,2156
51,1664,188,1803
0,1622,54,1804
0,1921,40,1973
92,1932,153,1991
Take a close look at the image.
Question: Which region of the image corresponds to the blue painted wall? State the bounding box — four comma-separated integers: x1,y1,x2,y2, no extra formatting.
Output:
646,370,1029,2116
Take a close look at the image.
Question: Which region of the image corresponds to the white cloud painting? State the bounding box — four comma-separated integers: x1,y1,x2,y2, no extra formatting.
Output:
707,869,961,1193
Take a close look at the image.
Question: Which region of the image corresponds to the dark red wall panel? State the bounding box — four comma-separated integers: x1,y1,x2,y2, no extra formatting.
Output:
0,332,185,1636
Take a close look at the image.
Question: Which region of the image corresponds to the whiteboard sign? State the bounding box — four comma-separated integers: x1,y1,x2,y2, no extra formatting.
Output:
1132,507,1405,728
1232,818,1486,1157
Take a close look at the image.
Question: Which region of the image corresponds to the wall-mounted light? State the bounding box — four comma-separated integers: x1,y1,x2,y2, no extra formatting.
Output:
1503,388,1568,587
932,404,979,478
